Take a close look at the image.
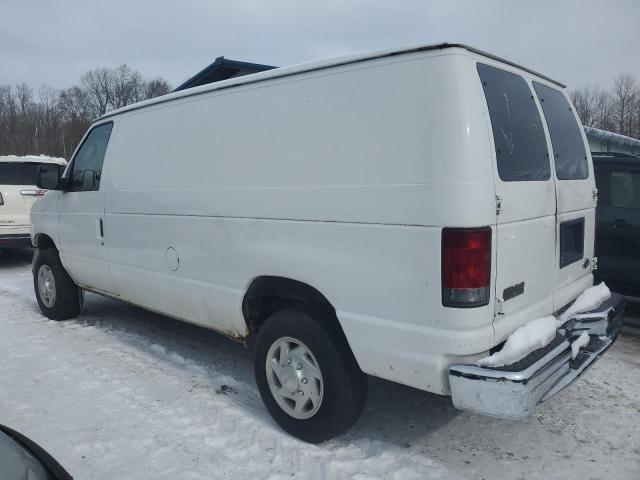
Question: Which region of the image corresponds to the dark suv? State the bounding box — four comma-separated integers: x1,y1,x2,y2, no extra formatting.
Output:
593,152,640,297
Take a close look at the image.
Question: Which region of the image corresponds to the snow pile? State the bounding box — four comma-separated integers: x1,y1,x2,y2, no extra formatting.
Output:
558,282,611,324
477,316,557,367
478,283,611,368
571,331,590,360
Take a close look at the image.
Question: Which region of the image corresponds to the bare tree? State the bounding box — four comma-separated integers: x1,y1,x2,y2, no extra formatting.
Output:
12,84,36,155
0,85,17,154
112,64,145,109
81,67,114,117
58,86,94,157
611,73,639,137
570,86,611,129
36,86,62,156
0,65,171,158
15,83,33,116
144,77,172,99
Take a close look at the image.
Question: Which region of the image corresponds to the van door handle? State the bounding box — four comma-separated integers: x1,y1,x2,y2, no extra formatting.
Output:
613,219,627,229
97,218,104,243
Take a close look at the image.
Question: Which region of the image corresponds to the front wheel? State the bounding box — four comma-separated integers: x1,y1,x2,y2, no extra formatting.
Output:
254,306,367,443
33,248,81,321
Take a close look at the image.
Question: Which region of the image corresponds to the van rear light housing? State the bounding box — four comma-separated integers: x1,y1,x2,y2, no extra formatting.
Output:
442,227,492,308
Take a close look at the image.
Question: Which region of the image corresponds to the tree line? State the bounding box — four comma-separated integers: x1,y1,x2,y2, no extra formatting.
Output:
570,73,640,139
0,64,171,159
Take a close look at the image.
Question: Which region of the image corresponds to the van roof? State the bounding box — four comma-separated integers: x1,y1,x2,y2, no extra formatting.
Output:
98,42,566,121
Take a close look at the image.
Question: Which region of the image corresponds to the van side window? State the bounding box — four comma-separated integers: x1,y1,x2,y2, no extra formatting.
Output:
70,122,113,191
477,63,550,182
533,82,589,180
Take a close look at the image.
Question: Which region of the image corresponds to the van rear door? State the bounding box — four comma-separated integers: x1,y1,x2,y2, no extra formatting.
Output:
531,82,596,310
477,63,557,341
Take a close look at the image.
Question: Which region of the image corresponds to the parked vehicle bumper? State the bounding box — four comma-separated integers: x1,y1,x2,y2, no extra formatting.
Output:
0,232,32,248
448,293,625,419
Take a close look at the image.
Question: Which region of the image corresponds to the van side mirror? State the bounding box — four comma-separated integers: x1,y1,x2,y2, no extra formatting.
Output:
37,164,68,191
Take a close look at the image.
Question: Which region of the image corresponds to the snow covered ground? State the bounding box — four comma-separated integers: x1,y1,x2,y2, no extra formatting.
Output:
1,248,639,480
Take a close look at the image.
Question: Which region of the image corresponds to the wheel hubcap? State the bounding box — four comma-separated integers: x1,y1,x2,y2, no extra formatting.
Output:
265,336,324,419
37,265,56,308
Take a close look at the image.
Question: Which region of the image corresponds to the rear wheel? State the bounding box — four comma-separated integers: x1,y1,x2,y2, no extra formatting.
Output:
33,248,81,320
254,306,367,443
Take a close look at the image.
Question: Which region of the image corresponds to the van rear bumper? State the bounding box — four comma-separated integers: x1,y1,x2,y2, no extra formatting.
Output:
448,293,625,419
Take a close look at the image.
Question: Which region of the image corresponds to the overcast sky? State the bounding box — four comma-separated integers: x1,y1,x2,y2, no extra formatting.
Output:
2,0,639,92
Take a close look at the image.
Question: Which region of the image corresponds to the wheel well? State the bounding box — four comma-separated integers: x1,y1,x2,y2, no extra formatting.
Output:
242,276,337,335
33,234,55,249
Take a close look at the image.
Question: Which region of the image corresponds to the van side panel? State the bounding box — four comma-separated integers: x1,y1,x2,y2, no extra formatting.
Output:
104,52,497,394
107,52,495,226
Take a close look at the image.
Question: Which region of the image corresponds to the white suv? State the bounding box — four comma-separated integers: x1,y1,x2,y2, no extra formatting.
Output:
0,156,66,248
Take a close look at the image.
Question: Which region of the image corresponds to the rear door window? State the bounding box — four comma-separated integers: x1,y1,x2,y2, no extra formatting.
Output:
477,63,550,182
533,82,589,180
0,163,40,185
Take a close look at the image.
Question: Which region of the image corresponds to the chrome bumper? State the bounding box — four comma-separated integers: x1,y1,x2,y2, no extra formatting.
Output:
449,293,625,420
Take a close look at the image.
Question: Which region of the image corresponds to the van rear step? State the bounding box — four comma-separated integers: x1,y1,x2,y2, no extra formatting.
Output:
448,293,625,420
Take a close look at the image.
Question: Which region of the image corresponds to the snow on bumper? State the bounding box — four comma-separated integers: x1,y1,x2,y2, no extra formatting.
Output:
448,293,625,420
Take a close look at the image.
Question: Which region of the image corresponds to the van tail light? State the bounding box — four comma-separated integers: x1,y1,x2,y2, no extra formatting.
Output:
442,227,491,308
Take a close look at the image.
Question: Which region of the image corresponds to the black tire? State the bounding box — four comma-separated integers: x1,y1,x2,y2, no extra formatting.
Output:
254,305,367,443
33,248,81,321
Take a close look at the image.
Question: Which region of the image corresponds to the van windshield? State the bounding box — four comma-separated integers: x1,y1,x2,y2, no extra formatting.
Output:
533,82,589,180
477,63,550,182
0,163,44,185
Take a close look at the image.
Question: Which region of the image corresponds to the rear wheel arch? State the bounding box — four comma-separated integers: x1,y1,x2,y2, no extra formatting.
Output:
33,233,56,249
241,276,351,345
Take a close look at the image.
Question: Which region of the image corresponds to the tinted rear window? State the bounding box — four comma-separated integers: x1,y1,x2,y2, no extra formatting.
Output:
533,82,589,180
0,163,41,185
477,63,550,182
559,218,585,268
609,171,640,209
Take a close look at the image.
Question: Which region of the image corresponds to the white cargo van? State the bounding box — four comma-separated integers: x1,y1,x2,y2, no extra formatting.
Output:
0,155,66,248
31,43,624,442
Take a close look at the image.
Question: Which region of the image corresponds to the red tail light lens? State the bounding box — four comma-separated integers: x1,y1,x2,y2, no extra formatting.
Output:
442,227,491,308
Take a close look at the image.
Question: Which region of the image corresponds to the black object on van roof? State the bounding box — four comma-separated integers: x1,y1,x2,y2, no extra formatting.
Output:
173,57,276,92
